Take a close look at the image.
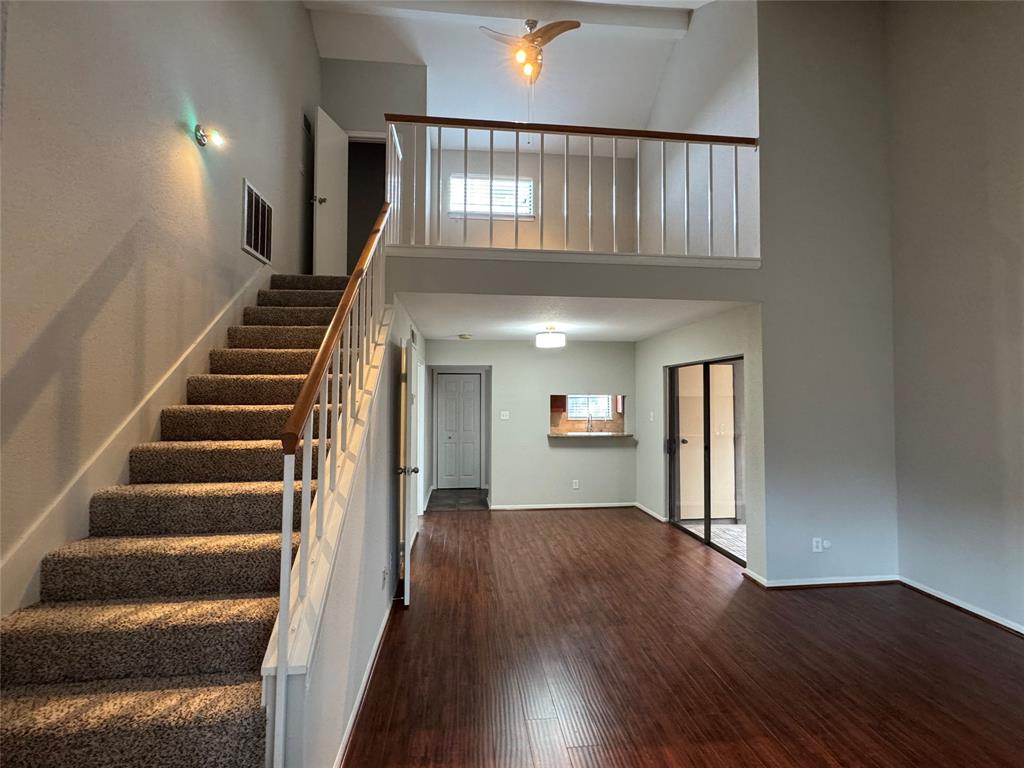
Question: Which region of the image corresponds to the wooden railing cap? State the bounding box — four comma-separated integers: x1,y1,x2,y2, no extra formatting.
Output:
384,113,758,147
280,202,391,455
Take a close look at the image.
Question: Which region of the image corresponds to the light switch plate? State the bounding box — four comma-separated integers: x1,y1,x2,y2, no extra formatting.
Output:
500,410,510,420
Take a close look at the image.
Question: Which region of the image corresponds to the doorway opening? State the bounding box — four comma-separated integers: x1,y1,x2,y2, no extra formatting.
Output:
667,357,747,565
347,140,386,274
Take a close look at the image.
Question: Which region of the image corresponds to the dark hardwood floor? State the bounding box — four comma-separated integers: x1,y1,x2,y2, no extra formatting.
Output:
344,506,1024,767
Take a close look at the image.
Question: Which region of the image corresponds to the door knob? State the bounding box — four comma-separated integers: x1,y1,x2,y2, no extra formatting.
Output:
680,438,689,444
411,467,420,474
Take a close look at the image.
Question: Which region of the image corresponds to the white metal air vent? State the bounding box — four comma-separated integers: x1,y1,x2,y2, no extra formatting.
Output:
242,179,272,263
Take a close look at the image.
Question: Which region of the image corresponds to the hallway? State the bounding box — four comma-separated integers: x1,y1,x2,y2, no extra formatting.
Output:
344,507,1024,767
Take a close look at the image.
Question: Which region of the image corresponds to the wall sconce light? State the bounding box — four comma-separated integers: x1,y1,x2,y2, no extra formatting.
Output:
194,124,225,147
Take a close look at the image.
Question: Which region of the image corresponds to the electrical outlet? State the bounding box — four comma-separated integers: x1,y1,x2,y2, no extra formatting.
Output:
572,479,580,490
649,410,655,422
822,539,832,550
381,568,389,589
812,537,823,553
500,410,510,420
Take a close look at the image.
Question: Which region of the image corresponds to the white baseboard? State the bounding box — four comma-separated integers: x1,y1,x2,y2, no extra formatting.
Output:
488,502,638,511
0,266,270,615
899,577,1023,635
633,502,668,522
334,606,394,768
420,484,435,515
753,574,901,588
742,568,768,586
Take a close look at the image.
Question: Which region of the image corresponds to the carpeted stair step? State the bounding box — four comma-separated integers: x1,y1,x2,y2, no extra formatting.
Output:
161,404,323,441
257,288,342,307
227,325,326,349
186,374,313,405
90,481,309,536
0,595,277,687
40,533,297,602
270,273,347,291
0,672,264,768
209,348,316,374
243,306,334,326
129,439,323,484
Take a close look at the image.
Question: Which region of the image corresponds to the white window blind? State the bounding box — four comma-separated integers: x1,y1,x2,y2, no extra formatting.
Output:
567,395,613,420
448,174,534,218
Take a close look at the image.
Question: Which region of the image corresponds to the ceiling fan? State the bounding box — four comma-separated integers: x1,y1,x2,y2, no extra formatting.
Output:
480,19,581,85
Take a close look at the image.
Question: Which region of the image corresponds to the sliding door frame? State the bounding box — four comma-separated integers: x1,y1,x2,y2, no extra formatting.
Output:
665,355,746,566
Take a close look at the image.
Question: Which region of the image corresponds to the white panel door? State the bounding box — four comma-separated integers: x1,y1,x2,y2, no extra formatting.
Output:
436,373,481,489
313,106,348,276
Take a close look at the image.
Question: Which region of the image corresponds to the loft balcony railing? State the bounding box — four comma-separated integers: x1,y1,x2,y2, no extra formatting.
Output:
384,113,760,266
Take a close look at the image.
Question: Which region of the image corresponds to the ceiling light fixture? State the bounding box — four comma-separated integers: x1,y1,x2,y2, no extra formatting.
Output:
535,325,566,349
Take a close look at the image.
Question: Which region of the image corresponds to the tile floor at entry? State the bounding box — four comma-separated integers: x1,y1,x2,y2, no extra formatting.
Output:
343,505,1024,767
426,488,489,512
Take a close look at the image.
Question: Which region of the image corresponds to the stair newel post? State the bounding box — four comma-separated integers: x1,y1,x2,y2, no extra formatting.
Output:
275,452,295,768
330,344,341,491
316,374,328,539
299,414,313,599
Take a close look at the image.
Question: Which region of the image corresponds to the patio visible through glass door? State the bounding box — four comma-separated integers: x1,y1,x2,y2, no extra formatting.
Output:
666,358,746,565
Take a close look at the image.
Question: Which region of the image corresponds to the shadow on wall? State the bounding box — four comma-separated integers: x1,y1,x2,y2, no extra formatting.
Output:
1,215,244,516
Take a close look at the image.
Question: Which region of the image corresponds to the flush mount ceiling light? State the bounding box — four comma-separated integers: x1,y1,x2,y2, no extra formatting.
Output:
458,333,473,340
535,325,566,349
480,18,581,85
194,124,225,147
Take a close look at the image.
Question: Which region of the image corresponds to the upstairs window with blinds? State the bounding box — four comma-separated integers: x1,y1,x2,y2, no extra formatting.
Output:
448,174,534,219
567,395,613,420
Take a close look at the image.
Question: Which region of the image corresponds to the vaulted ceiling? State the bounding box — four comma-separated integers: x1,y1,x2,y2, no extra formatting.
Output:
307,1,710,129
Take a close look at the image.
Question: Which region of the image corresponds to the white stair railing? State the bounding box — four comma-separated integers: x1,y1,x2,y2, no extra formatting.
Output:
384,113,759,262
270,193,396,766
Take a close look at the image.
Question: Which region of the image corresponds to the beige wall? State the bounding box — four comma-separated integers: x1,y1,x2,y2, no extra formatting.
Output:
887,1,1024,627
1,1,320,612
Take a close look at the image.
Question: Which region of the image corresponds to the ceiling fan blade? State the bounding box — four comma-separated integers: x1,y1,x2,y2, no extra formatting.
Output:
525,20,581,47
479,26,524,47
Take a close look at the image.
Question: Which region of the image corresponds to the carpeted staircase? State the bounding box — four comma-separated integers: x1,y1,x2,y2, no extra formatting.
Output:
0,274,346,768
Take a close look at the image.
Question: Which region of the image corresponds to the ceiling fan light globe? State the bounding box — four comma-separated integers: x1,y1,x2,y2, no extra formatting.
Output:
515,49,527,64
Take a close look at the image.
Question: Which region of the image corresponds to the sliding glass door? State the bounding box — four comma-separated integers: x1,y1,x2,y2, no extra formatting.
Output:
667,357,746,564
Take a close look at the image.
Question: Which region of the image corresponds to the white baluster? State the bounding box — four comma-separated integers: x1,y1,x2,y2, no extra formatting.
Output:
331,343,340,490
733,144,739,258
299,414,312,598
683,142,690,256
539,133,545,250
708,144,714,257
612,138,618,254
514,131,520,249
317,375,327,538
274,452,295,768
462,127,468,246
635,138,641,255
488,130,494,248
563,133,569,250
588,136,593,252
660,140,666,256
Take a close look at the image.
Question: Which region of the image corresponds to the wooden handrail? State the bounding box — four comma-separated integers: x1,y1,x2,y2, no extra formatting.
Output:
385,113,758,147
280,202,391,455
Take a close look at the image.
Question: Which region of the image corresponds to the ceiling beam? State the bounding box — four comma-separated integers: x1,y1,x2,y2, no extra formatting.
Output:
306,1,691,35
